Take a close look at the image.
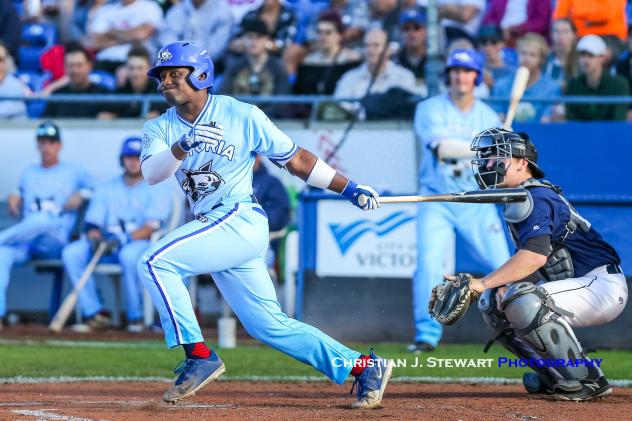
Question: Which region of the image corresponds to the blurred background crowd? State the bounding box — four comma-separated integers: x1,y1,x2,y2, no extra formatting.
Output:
1,0,632,121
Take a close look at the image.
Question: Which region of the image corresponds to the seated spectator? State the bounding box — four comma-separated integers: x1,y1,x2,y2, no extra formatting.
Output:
43,42,110,118
159,0,233,63
478,25,515,89
97,45,167,119
320,0,370,45
0,42,29,119
0,121,92,330
482,0,552,47
252,155,290,272
62,137,171,332
0,0,21,58
438,0,486,46
294,12,361,95
334,28,421,119
544,18,579,89
492,33,560,123
84,0,163,73
230,0,297,56
395,8,427,86
220,19,290,117
553,0,627,41
565,35,630,121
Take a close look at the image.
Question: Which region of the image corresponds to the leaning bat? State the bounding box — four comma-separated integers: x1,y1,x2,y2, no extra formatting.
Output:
503,66,530,130
380,188,527,204
49,241,108,332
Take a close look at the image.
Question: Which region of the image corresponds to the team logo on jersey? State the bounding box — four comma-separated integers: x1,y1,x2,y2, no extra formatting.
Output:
180,160,223,201
158,50,173,63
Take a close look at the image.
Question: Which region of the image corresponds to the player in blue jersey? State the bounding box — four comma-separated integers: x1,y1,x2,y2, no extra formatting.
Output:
0,121,92,329
459,127,627,401
62,137,171,332
138,41,391,408
409,49,510,353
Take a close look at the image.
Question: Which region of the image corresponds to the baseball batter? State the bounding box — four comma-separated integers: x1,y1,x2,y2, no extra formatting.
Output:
62,137,171,331
410,48,510,352
0,121,92,326
464,128,627,401
138,41,392,407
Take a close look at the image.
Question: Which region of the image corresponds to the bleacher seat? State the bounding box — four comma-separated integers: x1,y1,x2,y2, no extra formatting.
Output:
16,70,51,118
89,71,117,92
18,23,57,72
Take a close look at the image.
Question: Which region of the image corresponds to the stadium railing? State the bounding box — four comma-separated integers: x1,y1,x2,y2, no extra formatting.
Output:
3,94,632,122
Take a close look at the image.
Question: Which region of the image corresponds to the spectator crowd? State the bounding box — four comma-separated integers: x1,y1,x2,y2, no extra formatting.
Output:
1,0,632,121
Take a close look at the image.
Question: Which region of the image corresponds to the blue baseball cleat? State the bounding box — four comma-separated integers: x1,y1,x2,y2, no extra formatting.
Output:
349,350,394,409
162,352,225,403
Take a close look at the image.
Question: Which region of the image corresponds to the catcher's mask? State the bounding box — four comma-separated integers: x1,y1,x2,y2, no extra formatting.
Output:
470,127,545,190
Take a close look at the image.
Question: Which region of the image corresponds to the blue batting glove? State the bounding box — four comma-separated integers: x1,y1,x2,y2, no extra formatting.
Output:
341,181,381,211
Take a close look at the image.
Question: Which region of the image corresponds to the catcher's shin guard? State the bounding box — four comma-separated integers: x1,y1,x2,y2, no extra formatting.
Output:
500,282,596,387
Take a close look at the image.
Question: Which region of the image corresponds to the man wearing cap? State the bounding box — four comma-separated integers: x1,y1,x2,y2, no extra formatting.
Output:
219,19,290,117
61,137,171,332
459,127,627,401
565,34,630,121
409,48,510,353
395,8,427,85
0,121,93,329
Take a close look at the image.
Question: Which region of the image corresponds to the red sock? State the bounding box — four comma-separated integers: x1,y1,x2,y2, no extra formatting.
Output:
183,342,211,359
350,354,372,377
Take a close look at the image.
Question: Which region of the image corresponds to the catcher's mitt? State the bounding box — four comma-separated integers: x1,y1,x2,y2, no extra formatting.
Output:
429,273,480,325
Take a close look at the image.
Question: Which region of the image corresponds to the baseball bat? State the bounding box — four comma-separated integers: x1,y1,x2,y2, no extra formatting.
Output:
503,66,530,130
379,188,527,204
49,241,108,332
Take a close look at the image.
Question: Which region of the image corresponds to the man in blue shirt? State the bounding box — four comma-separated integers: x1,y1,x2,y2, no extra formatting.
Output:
458,128,627,401
138,41,390,408
0,121,92,328
62,137,171,332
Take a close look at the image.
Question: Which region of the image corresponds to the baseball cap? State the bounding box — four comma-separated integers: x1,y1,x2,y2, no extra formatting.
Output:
516,132,545,178
577,35,607,56
478,25,502,43
36,121,61,141
121,136,142,157
241,19,269,37
399,8,427,26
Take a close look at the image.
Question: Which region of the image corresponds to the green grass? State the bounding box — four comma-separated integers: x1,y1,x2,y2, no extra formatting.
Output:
1,341,631,380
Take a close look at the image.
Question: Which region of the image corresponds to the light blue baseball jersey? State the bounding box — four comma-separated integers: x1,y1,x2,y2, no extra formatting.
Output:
86,176,171,237
19,162,93,236
141,94,298,215
414,93,501,194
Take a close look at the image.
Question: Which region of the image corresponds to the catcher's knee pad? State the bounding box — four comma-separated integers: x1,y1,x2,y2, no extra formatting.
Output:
500,282,588,382
478,288,510,331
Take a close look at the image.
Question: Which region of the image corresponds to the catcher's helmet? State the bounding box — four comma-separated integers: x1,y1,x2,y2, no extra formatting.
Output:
147,41,214,90
120,136,142,165
470,128,545,189
445,48,483,86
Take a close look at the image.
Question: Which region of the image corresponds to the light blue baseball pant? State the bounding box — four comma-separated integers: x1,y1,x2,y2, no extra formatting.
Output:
137,202,360,384
62,238,149,321
413,202,510,347
0,213,65,317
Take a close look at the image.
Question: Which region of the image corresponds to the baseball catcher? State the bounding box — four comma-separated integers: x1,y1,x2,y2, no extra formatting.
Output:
431,128,627,401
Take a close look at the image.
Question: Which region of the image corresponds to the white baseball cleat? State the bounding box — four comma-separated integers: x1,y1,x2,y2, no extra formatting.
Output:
349,350,394,409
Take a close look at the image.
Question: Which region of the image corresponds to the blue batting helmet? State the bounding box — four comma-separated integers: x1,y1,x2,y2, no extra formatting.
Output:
120,136,142,165
147,41,214,90
446,48,483,86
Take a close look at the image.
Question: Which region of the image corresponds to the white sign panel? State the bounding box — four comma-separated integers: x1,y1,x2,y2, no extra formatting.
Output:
316,200,418,277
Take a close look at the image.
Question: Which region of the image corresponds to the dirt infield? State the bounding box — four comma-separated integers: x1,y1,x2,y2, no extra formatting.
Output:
1,381,630,420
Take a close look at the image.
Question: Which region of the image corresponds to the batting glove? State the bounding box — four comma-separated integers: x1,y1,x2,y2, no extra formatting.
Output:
178,122,225,152
342,181,381,211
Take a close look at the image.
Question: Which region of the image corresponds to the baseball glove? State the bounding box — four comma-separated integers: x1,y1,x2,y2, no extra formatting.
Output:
428,273,480,325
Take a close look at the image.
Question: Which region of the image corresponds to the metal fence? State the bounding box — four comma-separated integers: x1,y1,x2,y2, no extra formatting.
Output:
2,94,632,122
